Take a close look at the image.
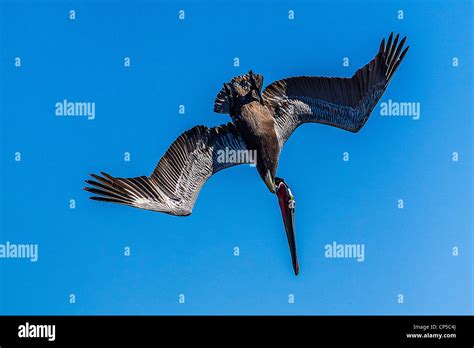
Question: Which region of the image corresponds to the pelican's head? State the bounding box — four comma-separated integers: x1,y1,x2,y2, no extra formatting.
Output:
256,164,277,193
263,170,276,193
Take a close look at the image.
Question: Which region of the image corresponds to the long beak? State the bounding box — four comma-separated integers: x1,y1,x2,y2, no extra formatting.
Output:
276,180,299,275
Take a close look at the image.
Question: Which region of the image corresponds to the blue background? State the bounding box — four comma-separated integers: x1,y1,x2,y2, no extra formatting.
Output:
0,0,472,315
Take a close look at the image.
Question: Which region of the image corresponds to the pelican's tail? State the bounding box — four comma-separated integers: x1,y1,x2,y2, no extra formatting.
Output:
214,71,264,114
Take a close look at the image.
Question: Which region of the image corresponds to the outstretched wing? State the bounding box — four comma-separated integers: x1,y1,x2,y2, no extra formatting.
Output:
84,123,251,216
263,33,409,144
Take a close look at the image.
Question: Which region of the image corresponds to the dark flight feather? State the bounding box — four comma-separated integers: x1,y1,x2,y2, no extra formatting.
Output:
262,33,409,143
84,123,251,216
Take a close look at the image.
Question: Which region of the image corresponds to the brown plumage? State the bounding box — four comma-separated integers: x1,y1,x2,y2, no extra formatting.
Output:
85,33,409,275
236,101,280,186
84,29,409,224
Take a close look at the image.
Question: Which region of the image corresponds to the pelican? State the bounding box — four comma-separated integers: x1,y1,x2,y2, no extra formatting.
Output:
85,33,409,275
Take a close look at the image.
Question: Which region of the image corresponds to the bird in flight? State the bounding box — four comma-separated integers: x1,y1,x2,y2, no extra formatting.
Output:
85,33,409,275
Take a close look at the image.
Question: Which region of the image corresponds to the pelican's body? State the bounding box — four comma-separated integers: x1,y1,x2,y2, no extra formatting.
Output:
235,100,280,191
85,33,409,275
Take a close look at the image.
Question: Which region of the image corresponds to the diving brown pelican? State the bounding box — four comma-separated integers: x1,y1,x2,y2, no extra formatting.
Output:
85,33,409,275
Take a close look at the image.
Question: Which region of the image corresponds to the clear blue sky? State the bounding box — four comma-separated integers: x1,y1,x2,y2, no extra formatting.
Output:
0,0,472,315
